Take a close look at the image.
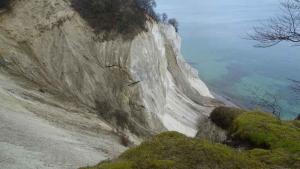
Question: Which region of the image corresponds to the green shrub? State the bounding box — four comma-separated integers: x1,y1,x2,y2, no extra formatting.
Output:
71,0,161,39
82,132,265,169
168,18,179,32
81,111,300,169
210,107,244,130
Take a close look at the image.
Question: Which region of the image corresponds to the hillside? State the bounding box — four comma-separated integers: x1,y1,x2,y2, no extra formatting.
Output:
0,0,220,168
82,108,300,169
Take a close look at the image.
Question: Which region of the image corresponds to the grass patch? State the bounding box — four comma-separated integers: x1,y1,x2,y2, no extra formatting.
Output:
231,112,300,153
81,109,300,169
248,148,300,169
82,132,265,169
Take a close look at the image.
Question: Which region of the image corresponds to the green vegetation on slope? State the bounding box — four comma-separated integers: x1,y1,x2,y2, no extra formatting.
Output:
81,108,300,169
230,111,300,169
71,0,148,38
71,0,179,39
231,112,300,152
82,132,265,169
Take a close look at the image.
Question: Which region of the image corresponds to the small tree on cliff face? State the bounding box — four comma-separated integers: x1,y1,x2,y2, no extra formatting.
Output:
168,18,179,32
135,0,156,14
249,0,300,47
135,0,162,21
162,13,168,23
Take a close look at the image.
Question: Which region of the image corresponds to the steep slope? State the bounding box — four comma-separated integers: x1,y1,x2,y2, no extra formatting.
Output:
82,111,300,169
0,0,220,168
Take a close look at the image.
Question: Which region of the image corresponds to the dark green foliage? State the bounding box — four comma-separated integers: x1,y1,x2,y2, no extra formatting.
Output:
210,107,243,130
82,111,300,169
135,0,159,21
71,0,178,38
135,0,156,12
162,13,168,23
168,18,179,32
0,0,11,9
71,0,145,35
82,132,265,169
71,0,160,38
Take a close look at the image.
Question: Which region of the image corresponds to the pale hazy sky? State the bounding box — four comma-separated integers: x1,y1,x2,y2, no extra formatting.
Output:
156,0,281,24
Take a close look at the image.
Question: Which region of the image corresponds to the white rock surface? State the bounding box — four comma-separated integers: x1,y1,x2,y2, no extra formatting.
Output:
0,73,125,169
0,0,221,168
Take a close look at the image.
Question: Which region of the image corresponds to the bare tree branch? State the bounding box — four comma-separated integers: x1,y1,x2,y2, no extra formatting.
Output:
249,87,282,119
288,78,300,96
249,0,300,47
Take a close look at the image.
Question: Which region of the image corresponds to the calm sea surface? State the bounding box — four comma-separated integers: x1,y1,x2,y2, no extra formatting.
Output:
157,0,300,119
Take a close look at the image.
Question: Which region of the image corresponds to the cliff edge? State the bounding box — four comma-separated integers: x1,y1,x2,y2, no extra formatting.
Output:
0,0,221,168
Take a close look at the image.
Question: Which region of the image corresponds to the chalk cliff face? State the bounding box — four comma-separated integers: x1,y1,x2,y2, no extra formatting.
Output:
0,1,225,168
0,0,220,137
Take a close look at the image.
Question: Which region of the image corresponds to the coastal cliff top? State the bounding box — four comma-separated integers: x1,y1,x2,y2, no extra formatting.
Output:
82,108,300,169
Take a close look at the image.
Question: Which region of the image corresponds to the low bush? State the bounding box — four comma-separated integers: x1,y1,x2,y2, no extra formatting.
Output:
210,107,244,130
71,0,178,39
168,18,179,32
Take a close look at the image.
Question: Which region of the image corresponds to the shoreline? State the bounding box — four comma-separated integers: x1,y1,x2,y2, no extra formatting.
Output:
211,90,239,108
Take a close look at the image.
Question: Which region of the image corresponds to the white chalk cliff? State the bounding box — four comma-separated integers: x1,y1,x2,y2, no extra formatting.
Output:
0,0,221,168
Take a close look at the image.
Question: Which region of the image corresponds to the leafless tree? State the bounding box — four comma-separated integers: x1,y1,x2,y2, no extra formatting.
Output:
162,13,168,23
248,1,300,119
249,0,300,47
289,78,300,94
249,87,282,119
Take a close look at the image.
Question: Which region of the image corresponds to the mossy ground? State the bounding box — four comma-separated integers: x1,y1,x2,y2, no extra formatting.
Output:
81,109,300,169
231,112,300,152
82,132,265,169
231,112,300,168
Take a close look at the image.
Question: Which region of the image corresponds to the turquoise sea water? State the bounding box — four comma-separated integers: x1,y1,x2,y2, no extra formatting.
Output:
157,0,300,119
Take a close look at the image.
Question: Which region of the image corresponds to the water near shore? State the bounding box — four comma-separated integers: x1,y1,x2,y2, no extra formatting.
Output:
157,0,300,119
